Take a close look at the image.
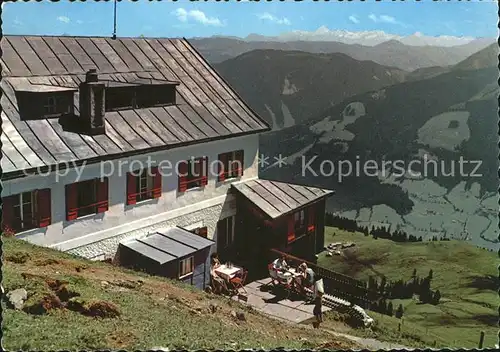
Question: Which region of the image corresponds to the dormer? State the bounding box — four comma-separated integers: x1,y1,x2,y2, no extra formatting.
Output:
104,78,179,112
13,81,76,121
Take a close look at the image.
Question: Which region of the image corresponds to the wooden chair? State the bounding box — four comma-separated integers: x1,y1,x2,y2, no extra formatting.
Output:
230,270,248,293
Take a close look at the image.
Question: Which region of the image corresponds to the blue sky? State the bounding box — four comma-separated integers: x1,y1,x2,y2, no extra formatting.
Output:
2,0,498,39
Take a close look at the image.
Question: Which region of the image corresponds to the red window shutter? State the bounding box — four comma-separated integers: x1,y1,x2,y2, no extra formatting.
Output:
201,157,208,186
218,153,227,182
96,178,109,213
178,161,188,192
2,195,17,232
235,150,244,176
287,215,295,243
37,189,51,228
152,166,162,198
66,183,78,221
126,172,137,205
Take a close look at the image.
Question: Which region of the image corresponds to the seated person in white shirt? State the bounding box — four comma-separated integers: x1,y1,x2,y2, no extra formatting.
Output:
305,267,315,287
295,262,314,292
272,255,289,272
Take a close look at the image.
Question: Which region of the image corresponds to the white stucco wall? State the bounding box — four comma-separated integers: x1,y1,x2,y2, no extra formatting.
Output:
3,134,259,254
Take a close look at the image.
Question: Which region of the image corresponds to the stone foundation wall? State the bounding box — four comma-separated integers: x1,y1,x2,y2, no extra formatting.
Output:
67,203,225,260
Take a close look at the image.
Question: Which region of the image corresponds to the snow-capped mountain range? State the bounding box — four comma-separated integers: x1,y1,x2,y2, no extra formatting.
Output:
240,27,489,47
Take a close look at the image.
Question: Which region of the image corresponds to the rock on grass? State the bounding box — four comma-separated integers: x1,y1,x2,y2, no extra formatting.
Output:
6,288,28,310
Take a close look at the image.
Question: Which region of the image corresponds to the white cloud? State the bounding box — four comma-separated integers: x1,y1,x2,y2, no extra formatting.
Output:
379,15,397,24
368,14,403,26
76,20,83,25
13,17,22,26
348,15,360,24
57,16,70,24
257,12,291,25
172,8,224,27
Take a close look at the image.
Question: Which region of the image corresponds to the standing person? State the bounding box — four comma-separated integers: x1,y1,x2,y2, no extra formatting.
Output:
313,292,323,328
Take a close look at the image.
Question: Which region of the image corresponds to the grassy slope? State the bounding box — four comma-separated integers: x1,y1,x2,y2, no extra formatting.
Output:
316,227,498,349
2,236,358,350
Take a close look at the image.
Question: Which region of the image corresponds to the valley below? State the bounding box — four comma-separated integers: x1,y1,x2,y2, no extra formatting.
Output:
250,46,498,252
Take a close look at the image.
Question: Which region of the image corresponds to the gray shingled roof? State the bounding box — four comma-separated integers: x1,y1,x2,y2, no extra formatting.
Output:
231,179,334,219
120,227,215,265
1,36,270,177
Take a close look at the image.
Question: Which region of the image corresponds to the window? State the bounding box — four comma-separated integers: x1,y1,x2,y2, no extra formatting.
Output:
217,150,244,182
136,85,176,108
105,87,136,111
66,178,109,220
287,208,311,244
105,84,176,111
43,95,71,116
178,157,208,192
2,189,51,234
126,167,162,205
307,206,316,233
294,209,305,231
179,256,194,279
193,226,208,238
16,90,75,121
217,216,235,250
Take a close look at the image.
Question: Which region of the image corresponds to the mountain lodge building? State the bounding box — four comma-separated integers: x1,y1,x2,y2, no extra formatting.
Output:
1,35,334,290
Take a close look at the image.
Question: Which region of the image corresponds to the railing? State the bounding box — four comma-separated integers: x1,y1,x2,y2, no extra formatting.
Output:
270,248,379,308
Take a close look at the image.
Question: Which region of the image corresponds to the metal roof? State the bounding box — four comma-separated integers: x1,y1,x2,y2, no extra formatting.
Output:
1,36,270,177
231,178,335,219
120,226,215,265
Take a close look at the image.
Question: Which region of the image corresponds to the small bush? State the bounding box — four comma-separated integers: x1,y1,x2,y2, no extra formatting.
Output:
85,300,121,318
23,293,63,315
5,251,30,264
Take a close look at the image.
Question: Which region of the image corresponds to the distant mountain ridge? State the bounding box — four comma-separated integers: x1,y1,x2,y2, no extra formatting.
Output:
190,36,494,71
217,28,489,47
214,49,407,130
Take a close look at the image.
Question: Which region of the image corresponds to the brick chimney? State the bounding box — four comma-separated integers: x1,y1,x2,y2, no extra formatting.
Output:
79,69,106,135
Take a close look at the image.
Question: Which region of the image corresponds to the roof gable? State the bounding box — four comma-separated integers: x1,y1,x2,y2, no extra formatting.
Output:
1,36,270,177
231,179,334,219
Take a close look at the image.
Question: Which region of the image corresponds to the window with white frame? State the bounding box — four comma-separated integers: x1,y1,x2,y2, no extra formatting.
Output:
12,191,36,232
43,95,71,116
179,256,194,278
136,169,154,202
217,215,235,250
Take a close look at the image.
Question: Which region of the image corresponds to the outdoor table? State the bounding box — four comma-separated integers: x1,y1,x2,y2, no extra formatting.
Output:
276,268,301,285
214,264,242,281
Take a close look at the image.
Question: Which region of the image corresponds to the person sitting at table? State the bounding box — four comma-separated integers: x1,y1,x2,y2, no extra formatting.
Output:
210,262,227,294
211,252,221,268
297,262,307,275
272,255,289,272
305,267,315,288
293,262,314,293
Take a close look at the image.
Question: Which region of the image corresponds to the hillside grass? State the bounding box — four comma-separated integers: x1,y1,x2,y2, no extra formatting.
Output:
316,227,499,349
1,236,358,350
